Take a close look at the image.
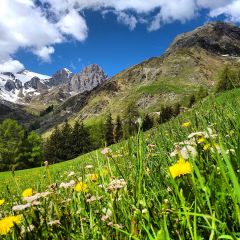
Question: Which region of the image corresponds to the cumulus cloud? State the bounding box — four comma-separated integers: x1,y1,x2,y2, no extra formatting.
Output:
0,59,25,73
0,0,240,72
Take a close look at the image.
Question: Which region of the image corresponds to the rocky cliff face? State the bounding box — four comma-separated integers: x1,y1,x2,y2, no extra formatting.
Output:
47,68,73,87
166,22,240,56
70,64,108,93
0,64,109,107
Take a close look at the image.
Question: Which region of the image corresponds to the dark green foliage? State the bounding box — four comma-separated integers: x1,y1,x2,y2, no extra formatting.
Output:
60,121,73,160
114,115,123,143
142,114,154,131
159,106,174,123
0,119,44,171
29,120,41,131
104,113,114,145
40,105,54,117
172,103,181,117
197,86,208,100
216,65,240,92
124,103,140,138
71,121,91,157
45,120,92,163
44,126,63,163
188,94,196,108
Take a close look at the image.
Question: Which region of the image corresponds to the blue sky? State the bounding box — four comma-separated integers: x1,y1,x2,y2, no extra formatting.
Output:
15,11,208,77
1,0,240,76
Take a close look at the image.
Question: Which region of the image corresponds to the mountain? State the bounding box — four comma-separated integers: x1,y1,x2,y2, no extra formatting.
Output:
0,65,108,109
38,22,240,134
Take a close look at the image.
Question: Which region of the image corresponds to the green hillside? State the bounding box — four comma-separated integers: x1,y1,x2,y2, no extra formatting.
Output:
0,88,240,239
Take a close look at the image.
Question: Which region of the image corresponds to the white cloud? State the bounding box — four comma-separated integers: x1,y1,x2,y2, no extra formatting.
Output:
34,46,55,62
209,1,240,22
57,9,88,41
0,59,25,73
116,12,138,31
0,0,240,72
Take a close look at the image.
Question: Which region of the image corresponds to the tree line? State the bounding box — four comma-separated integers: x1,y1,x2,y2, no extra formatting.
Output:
0,119,43,171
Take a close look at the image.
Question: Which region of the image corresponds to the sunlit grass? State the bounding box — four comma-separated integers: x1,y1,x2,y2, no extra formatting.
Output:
0,89,240,239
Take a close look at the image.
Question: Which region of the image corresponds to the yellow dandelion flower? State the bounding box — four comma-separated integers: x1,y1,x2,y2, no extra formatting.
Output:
169,160,192,179
203,144,211,151
182,122,191,127
198,137,206,143
88,174,98,181
22,188,33,198
75,182,88,192
0,199,5,206
0,215,22,235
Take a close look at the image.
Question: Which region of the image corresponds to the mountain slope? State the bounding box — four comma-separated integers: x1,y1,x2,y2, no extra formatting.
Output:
39,22,240,134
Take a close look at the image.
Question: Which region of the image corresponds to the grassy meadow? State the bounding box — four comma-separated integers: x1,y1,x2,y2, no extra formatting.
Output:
0,89,240,239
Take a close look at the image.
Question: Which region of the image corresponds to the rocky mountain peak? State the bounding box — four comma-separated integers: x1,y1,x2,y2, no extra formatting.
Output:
70,64,108,93
166,22,240,56
47,68,73,87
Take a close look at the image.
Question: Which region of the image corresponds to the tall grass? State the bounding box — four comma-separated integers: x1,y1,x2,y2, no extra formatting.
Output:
0,90,240,239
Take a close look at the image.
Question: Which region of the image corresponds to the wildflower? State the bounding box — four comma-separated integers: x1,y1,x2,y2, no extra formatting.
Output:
87,174,98,181
12,203,31,211
21,224,35,234
0,215,22,235
59,180,76,189
48,220,61,226
106,179,127,192
226,149,235,154
85,164,94,169
169,159,192,179
22,188,33,198
86,195,103,203
101,147,112,155
68,171,75,177
182,122,191,127
180,145,197,159
23,191,51,203
75,181,88,192
198,137,206,143
203,144,210,151
0,199,5,206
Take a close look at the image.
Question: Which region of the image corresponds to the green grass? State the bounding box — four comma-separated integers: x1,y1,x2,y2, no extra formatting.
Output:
0,89,240,239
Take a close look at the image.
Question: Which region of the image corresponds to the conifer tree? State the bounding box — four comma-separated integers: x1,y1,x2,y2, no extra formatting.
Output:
45,125,63,163
104,113,114,145
159,106,173,123
125,103,139,137
188,94,196,108
142,114,154,131
60,120,73,160
114,115,123,143
71,121,91,156
172,103,181,117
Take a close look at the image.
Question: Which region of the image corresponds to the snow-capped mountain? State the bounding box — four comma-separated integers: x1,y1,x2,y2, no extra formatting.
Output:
0,70,51,103
0,65,108,105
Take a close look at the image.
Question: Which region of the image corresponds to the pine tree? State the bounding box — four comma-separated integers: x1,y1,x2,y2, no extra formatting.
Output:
216,65,237,92
44,125,63,163
159,106,173,123
114,115,123,143
142,114,154,131
60,120,73,160
172,103,181,117
124,103,139,137
188,94,196,108
104,113,114,145
71,121,91,157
